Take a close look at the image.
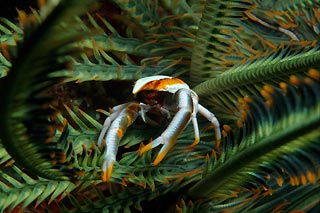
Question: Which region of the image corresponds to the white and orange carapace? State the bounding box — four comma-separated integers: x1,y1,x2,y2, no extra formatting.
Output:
97,75,221,182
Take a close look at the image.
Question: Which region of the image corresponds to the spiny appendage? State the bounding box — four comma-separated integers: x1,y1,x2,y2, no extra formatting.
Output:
98,102,141,182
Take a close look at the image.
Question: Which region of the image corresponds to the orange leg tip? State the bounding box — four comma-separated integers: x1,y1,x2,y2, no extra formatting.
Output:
101,163,114,182
138,145,145,156
151,157,163,166
102,171,108,182
152,148,169,166
138,142,153,155
189,138,200,148
152,155,164,166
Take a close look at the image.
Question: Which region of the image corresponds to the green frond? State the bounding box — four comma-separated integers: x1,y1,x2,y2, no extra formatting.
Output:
61,183,167,212
0,161,76,212
113,0,159,33
53,139,214,211
190,0,254,82
251,182,320,212
188,76,320,211
44,105,219,211
190,0,320,83
262,0,320,11
0,18,23,44
0,0,97,180
194,43,320,97
0,143,11,165
1,0,319,211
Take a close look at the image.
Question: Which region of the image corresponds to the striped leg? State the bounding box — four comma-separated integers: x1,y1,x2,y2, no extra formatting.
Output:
97,103,129,147
98,102,141,182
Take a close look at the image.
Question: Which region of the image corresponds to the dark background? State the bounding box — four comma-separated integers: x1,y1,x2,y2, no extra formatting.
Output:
0,0,37,20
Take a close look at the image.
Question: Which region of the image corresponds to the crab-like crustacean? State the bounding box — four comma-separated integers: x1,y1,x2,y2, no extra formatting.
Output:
97,75,221,182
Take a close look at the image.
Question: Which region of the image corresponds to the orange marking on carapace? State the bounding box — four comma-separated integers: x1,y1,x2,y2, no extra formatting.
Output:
142,78,186,91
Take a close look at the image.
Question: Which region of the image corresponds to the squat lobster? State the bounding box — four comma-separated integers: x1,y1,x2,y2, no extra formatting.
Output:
97,75,221,182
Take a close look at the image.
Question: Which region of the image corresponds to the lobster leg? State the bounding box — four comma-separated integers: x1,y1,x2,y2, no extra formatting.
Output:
98,102,141,182
139,89,193,165
190,91,200,147
198,104,221,148
97,103,129,147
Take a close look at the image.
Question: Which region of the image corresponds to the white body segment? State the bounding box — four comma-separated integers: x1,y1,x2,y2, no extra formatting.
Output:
97,75,221,181
133,75,190,94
